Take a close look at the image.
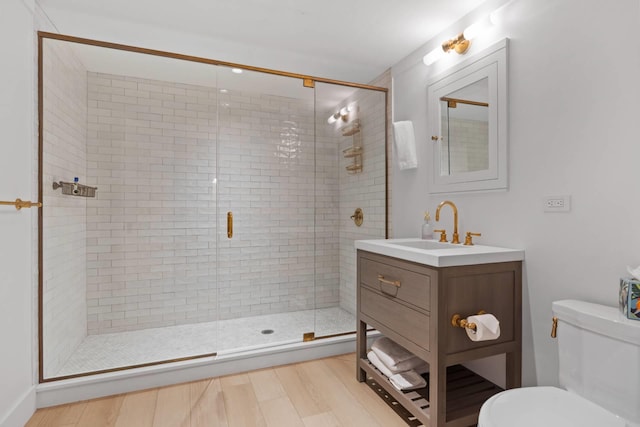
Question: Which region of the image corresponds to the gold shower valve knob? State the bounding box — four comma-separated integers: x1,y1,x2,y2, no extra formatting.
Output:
350,208,364,226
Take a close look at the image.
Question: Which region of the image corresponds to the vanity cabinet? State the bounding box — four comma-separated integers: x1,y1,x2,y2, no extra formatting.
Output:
356,250,522,427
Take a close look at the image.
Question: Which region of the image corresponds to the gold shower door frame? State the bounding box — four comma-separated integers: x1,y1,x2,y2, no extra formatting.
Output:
37,31,389,382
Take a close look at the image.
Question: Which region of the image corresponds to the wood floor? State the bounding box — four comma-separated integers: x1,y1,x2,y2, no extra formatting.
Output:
27,353,408,427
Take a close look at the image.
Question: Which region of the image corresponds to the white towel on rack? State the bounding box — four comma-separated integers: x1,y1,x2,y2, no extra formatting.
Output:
389,370,427,391
367,350,394,378
392,120,418,170
371,337,428,374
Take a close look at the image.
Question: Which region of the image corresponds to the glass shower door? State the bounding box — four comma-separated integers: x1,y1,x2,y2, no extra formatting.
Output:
215,67,317,353
313,82,387,338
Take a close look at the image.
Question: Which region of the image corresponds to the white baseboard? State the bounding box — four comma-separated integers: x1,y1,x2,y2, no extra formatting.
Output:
1,386,36,427
37,333,378,408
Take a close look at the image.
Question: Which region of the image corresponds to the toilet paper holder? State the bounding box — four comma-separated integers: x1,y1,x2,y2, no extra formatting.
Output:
451,310,486,331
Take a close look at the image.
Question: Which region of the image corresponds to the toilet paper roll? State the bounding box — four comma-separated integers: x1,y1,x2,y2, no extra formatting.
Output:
465,314,501,342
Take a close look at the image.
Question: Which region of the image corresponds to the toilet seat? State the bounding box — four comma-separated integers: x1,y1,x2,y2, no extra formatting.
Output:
478,386,625,427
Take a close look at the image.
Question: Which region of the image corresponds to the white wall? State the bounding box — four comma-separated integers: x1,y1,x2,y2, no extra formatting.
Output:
0,0,37,425
392,0,640,386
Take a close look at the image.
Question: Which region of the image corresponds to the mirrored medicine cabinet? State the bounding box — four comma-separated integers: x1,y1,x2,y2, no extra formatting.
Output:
427,38,508,193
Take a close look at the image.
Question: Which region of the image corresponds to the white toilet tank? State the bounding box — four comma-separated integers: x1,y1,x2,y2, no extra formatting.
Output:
553,300,640,425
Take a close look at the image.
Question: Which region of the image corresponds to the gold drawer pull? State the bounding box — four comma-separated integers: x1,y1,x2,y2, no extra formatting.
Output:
377,275,401,288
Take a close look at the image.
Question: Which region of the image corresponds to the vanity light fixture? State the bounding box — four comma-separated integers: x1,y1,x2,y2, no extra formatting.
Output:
423,14,495,66
327,105,351,124
327,112,340,124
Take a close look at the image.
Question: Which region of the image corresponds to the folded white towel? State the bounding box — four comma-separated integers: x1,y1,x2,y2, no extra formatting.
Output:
413,360,429,375
390,370,427,391
392,121,418,170
372,337,414,364
367,350,394,378
371,337,428,374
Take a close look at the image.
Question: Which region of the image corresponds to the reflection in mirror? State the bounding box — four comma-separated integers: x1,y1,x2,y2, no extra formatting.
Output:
439,78,489,175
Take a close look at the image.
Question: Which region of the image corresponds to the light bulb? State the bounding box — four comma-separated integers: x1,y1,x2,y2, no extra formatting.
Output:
423,46,444,66
328,114,337,124
231,68,243,74
339,106,350,116
463,15,493,41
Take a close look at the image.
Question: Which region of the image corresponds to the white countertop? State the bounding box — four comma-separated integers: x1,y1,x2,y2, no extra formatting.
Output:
355,238,524,267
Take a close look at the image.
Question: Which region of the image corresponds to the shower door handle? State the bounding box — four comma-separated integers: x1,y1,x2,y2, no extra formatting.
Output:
227,211,233,238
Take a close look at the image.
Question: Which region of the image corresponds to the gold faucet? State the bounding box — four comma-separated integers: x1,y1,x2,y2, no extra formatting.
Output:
435,200,460,244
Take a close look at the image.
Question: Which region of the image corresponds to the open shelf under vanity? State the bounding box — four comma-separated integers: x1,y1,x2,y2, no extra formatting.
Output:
362,359,503,425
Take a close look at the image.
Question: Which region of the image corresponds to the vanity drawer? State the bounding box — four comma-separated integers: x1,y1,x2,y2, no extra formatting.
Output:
360,287,430,350
360,256,431,311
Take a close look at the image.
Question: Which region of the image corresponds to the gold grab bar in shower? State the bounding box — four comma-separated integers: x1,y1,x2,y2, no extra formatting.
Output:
227,211,233,238
0,198,42,210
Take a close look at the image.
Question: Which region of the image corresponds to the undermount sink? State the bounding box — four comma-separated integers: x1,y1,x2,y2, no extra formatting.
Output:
355,238,524,267
390,240,464,250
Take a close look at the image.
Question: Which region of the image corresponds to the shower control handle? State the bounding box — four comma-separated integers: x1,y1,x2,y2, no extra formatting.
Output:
227,212,233,238
350,207,364,227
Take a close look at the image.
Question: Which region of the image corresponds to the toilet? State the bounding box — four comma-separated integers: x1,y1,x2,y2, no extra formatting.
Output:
479,299,640,427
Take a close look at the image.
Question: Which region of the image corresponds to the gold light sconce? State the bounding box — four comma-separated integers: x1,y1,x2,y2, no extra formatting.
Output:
423,14,495,66
442,33,471,55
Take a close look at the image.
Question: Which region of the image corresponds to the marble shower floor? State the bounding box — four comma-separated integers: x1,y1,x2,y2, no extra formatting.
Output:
54,306,356,378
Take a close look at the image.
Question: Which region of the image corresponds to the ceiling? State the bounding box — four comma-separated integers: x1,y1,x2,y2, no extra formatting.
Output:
36,0,489,84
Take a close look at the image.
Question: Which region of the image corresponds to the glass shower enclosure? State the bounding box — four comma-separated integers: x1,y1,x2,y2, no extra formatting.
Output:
38,33,387,381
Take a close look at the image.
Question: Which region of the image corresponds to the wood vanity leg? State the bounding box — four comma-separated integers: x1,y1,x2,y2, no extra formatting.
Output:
430,360,447,427
356,319,367,382
507,262,522,389
505,348,522,389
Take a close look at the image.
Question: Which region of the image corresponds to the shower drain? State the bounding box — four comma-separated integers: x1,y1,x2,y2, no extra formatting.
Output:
261,329,274,335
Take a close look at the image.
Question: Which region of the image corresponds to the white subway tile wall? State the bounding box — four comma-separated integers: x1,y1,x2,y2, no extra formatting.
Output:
42,40,88,377
215,87,322,322
85,73,219,334
313,121,341,313
84,72,372,334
